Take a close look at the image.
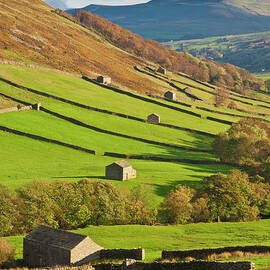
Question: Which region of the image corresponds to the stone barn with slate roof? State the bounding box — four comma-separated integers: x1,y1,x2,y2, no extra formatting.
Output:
164,91,176,100
106,160,136,181
23,225,103,268
97,75,111,85
147,113,160,124
157,66,167,75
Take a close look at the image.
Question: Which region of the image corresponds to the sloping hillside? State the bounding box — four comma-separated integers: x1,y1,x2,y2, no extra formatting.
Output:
69,0,270,41
165,31,270,73
68,9,262,93
0,0,174,95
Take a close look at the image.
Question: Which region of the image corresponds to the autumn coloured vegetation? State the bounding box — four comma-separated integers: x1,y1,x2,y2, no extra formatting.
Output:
71,9,263,94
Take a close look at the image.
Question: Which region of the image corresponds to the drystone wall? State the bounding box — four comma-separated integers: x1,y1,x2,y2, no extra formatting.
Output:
82,76,202,118
103,152,230,166
0,125,96,155
94,261,255,270
100,249,145,260
0,105,33,114
162,246,270,260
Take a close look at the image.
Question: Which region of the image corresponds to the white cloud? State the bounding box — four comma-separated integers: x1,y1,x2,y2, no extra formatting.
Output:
64,0,149,8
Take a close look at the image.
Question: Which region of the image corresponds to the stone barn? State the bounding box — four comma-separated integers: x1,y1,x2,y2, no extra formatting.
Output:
97,75,111,85
23,225,103,268
164,91,176,100
157,66,167,75
147,113,160,124
106,160,136,181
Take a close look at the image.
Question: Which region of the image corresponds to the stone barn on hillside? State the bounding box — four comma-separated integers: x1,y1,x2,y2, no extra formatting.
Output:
157,66,167,75
164,91,176,100
23,225,103,268
106,160,136,181
97,75,111,85
147,113,160,124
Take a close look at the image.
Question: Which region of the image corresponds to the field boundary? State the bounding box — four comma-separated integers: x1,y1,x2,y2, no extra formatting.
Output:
162,245,270,260
0,125,220,165
103,152,228,165
0,125,96,155
82,75,203,115
134,67,202,100
0,79,218,137
40,107,212,153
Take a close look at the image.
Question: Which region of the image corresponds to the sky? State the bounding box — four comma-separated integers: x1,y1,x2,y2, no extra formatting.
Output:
62,0,149,8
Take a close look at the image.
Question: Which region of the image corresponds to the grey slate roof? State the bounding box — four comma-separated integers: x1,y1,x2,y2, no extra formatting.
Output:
114,160,132,168
24,226,89,250
149,113,160,117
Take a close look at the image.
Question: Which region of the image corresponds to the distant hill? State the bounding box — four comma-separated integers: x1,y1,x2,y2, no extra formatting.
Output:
67,0,270,42
164,31,270,73
0,0,262,93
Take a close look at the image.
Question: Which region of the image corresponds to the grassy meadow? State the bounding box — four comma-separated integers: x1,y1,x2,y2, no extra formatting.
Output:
6,220,270,269
1,64,270,268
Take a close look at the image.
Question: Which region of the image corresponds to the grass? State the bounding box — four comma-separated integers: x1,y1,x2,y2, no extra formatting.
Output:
0,130,231,206
6,220,270,268
0,65,236,134
1,110,218,160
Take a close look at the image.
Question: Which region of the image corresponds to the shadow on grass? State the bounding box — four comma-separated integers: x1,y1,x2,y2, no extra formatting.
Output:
52,175,106,179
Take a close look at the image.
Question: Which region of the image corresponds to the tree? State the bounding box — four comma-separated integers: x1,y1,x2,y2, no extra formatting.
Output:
160,185,194,224
202,170,259,222
0,239,14,267
215,87,229,107
213,118,270,164
265,79,270,92
0,185,25,236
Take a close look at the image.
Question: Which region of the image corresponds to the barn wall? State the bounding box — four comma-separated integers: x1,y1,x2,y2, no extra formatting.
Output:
23,239,70,268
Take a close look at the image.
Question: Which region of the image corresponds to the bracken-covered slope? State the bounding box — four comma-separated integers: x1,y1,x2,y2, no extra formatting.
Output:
0,0,263,95
0,0,174,95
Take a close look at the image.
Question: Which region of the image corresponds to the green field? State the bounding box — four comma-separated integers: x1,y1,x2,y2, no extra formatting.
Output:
6,220,270,269
2,64,270,268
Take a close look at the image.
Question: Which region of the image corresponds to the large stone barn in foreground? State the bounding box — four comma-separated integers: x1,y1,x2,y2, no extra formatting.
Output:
23,225,103,268
106,160,136,181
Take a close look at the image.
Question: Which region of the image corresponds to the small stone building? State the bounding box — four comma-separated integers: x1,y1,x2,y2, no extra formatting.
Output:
32,103,41,111
164,91,176,100
23,225,103,268
147,113,160,124
106,160,136,181
157,66,167,75
97,75,111,85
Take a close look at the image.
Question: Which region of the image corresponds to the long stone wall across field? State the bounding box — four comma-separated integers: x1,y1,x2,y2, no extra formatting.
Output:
94,261,255,270
0,91,217,146
40,107,211,153
177,72,216,90
0,125,96,155
162,246,270,260
206,116,233,125
0,78,217,137
100,249,145,260
82,75,202,117
103,152,230,166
